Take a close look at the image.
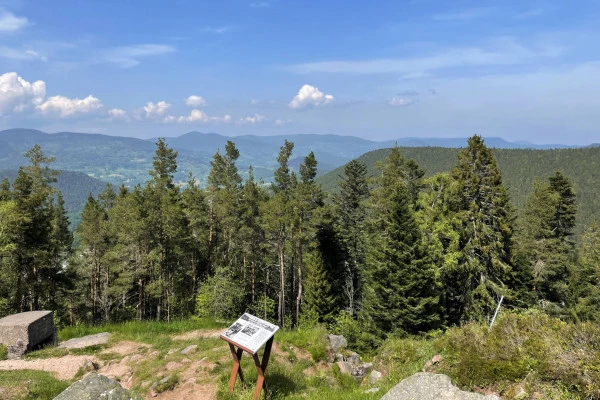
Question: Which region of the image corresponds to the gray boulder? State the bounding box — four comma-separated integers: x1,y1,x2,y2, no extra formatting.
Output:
328,334,347,352
380,373,500,400
54,372,141,400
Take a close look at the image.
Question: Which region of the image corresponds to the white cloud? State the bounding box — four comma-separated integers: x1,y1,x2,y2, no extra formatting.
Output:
179,109,209,123
239,113,266,124
274,119,291,126
186,95,207,107
160,109,232,124
143,101,171,119
0,10,29,32
108,108,129,121
37,95,103,117
286,38,562,75
0,72,46,115
101,44,175,68
289,84,335,109
0,46,46,61
388,97,415,107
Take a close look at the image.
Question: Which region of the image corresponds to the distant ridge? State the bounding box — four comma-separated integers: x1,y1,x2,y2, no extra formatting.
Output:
0,128,585,191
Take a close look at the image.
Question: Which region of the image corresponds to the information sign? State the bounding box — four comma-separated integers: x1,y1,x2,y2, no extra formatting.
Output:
220,313,279,354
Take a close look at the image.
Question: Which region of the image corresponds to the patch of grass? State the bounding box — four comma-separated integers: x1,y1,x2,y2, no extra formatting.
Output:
277,326,329,362
24,347,68,360
0,344,7,361
154,374,180,393
70,344,107,355
59,318,226,344
0,370,69,400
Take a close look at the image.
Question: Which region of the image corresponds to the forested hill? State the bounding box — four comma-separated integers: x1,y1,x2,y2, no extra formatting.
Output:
0,128,584,189
317,146,600,237
0,169,108,227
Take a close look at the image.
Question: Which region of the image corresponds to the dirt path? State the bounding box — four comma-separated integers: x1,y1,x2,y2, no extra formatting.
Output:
0,355,98,380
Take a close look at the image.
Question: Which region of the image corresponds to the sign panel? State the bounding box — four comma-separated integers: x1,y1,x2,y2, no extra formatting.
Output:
220,313,279,354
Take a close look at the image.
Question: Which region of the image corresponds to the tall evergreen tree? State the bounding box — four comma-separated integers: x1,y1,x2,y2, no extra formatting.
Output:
332,159,369,315
364,148,441,335
446,135,514,324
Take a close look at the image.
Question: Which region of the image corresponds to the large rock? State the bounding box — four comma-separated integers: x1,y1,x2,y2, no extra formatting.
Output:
54,372,141,400
380,373,500,400
0,311,55,359
59,332,110,349
328,334,347,352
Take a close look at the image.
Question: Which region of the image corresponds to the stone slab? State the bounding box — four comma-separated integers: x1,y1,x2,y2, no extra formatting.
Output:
0,311,55,359
59,332,111,349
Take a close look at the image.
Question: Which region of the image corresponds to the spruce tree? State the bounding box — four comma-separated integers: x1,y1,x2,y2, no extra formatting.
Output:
364,148,441,335
332,159,369,315
447,135,514,324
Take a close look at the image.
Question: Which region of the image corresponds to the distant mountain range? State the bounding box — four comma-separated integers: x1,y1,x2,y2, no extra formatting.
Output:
0,128,585,189
0,128,594,229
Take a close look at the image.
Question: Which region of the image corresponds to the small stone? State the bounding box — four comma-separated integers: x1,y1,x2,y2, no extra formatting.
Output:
365,387,380,393
167,348,180,355
431,354,443,364
158,375,172,385
181,358,191,364
180,345,198,355
369,370,383,385
328,334,347,353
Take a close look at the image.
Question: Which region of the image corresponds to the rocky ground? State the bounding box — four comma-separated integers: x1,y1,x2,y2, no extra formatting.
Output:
0,328,319,400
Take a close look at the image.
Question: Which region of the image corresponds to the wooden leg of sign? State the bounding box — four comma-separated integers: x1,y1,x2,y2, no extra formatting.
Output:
252,336,274,400
228,344,245,392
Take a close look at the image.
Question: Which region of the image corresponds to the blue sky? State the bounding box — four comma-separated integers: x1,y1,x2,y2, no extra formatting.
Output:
1,0,600,144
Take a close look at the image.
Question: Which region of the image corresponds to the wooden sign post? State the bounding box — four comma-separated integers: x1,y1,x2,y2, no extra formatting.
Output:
220,313,279,400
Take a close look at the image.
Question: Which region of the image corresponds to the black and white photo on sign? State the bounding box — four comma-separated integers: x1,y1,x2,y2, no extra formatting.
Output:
242,325,259,336
224,322,243,338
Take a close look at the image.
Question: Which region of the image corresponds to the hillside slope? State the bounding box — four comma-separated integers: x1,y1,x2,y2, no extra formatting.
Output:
317,146,600,237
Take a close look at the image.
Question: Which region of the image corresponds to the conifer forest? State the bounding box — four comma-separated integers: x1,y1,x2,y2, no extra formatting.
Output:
1,135,598,348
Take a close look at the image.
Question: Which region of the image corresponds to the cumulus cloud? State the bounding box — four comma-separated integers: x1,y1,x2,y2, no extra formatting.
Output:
0,72,46,115
388,97,415,107
186,95,207,107
108,108,129,121
239,113,266,124
289,84,335,109
160,109,232,124
143,101,171,119
178,109,209,123
0,10,29,32
37,95,103,117
274,119,291,126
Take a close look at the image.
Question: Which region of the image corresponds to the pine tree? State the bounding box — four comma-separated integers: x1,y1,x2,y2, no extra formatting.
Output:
364,148,441,335
332,159,369,315
10,145,60,311
447,135,514,324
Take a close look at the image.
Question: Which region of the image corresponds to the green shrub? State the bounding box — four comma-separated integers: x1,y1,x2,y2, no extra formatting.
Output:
434,310,600,398
195,268,245,320
331,311,381,354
